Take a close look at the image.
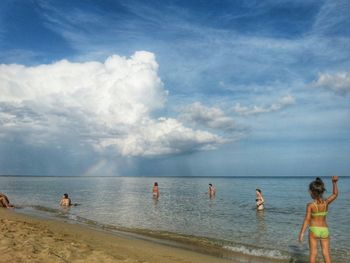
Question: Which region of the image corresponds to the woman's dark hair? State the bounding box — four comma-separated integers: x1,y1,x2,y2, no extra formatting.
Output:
309,177,326,198
256,189,261,193
154,182,158,186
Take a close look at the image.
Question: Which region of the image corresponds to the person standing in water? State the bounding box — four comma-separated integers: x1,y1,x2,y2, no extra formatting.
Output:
60,193,72,207
208,183,216,197
152,182,159,199
256,189,264,211
0,193,13,208
298,176,339,263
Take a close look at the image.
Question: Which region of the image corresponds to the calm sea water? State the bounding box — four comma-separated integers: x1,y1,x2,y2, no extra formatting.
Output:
1,176,349,262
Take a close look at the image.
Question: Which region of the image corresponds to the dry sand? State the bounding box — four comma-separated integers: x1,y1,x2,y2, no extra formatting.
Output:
0,208,234,263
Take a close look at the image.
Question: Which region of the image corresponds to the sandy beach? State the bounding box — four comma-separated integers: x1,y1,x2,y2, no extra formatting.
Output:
0,208,233,263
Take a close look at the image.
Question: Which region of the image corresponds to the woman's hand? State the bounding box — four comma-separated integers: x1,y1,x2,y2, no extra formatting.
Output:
298,232,304,243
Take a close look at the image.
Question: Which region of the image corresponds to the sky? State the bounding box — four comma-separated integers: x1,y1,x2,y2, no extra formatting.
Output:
0,0,349,177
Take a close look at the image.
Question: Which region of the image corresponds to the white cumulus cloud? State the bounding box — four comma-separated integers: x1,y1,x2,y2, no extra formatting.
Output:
0,51,223,156
312,72,350,96
96,117,223,156
233,95,295,116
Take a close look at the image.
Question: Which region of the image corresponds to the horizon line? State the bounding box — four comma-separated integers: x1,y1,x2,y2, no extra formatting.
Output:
0,175,347,178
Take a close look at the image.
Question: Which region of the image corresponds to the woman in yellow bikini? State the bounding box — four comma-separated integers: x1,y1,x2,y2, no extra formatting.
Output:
299,176,339,263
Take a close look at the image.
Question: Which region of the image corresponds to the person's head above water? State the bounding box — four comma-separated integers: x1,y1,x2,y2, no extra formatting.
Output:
209,183,212,187
256,189,261,193
63,193,69,198
309,177,326,199
154,182,158,186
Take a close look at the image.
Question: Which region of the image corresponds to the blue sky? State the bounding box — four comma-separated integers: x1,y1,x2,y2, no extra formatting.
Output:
0,0,349,176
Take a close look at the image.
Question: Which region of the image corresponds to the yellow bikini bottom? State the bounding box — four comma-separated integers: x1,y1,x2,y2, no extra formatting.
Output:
309,226,329,239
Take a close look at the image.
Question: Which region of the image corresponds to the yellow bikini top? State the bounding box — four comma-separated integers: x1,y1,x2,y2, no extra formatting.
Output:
311,201,328,217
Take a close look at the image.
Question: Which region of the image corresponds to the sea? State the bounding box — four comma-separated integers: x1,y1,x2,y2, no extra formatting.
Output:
1,176,349,263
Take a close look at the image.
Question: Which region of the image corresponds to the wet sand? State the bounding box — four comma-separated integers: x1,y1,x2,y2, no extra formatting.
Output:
0,208,234,263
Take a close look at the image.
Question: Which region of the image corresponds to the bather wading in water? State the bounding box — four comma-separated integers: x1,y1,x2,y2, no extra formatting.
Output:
256,188,264,211
60,193,72,207
152,182,159,199
208,183,216,198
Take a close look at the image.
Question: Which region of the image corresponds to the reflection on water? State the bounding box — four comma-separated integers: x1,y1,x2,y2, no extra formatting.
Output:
1,176,349,263
255,210,267,244
152,197,159,207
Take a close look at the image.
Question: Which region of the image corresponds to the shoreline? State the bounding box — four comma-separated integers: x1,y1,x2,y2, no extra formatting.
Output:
1,208,238,263
14,206,290,263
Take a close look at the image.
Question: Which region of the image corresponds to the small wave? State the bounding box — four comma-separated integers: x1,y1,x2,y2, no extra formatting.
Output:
31,205,61,214
223,244,290,260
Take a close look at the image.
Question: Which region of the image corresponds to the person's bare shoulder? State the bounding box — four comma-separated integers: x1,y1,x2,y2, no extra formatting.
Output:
306,202,313,211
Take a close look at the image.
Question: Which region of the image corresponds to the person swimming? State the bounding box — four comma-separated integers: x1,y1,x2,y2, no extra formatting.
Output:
298,176,339,263
60,193,72,207
208,183,216,197
0,193,13,208
256,188,264,211
152,182,159,199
